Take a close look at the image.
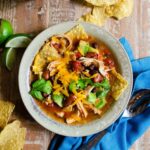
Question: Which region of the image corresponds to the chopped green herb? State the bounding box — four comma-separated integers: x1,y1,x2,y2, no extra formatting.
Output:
88,47,99,54
77,78,93,90
69,81,76,92
31,79,52,94
94,78,110,89
32,79,46,88
84,78,93,86
88,92,97,104
29,79,52,100
78,40,90,55
77,79,86,89
30,90,44,101
95,98,106,109
42,81,52,94
96,89,109,99
52,93,64,107
78,40,99,55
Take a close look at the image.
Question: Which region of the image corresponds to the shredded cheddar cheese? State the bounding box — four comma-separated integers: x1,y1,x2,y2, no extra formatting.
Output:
82,71,90,77
52,56,79,97
89,73,98,79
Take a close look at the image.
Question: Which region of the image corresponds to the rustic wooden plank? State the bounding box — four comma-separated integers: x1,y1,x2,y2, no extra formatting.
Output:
15,0,48,33
0,1,53,150
13,0,53,149
105,0,140,58
138,0,150,58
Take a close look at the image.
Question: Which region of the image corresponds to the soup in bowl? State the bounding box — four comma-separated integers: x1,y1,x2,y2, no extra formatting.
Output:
19,22,132,136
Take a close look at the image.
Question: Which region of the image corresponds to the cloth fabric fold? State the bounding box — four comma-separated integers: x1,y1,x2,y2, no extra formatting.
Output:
50,37,150,150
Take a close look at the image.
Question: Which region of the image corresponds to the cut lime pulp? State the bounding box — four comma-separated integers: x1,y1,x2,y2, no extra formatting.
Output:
2,47,17,71
5,34,32,48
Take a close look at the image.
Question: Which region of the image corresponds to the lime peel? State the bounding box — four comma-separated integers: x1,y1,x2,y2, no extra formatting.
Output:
5,34,32,48
2,47,17,71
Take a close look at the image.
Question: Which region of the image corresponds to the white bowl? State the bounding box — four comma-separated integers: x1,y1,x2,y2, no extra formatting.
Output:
18,21,133,137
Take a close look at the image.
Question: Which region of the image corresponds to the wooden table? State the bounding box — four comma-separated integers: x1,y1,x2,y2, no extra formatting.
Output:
0,0,150,150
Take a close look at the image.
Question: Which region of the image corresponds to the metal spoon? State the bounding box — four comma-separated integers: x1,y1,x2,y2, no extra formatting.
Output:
123,90,150,117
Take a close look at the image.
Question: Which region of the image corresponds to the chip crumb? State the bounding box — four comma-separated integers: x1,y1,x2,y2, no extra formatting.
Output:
0,100,15,128
65,24,88,43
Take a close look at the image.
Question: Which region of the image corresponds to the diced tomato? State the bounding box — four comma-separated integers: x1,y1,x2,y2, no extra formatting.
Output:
86,52,98,59
52,43,61,49
102,49,111,57
71,61,82,71
92,73,103,83
104,58,115,68
97,53,103,60
75,51,82,59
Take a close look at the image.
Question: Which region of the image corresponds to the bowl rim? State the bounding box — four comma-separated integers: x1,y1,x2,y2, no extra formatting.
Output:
18,21,133,137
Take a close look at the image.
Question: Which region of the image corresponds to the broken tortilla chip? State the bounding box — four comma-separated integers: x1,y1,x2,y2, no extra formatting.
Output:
105,0,134,20
0,100,15,129
0,120,26,150
33,25,88,75
110,69,128,100
65,24,88,43
79,6,108,26
32,41,60,75
85,0,118,6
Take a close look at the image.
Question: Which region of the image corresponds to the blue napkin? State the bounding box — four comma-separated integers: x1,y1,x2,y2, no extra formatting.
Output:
50,38,150,150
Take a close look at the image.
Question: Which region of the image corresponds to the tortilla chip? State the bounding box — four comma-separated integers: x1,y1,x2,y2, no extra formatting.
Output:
85,0,118,6
0,120,26,150
32,41,60,74
105,0,134,20
65,24,88,43
16,128,26,150
33,25,88,75
110,69,128,100
0,100,15,128
79,6,108,26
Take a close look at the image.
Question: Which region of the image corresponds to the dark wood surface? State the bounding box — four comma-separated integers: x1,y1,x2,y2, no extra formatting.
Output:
0,0,150,149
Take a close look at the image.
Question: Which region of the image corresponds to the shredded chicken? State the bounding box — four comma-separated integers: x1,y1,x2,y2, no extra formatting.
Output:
85,104,102,115
45,96,53,105
66,114,81,124
47,61,60,76
56,112,65,118
91,105,102,115
79,57,110,77
66,117,75,124
76,101,88,118
63,104,74,112
85,86,95,96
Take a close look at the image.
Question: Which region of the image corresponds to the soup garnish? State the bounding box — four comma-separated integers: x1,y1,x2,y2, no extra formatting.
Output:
29,25,128,124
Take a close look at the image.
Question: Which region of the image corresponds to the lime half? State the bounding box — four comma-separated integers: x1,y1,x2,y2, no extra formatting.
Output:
2,47,17,71
5,34,32,48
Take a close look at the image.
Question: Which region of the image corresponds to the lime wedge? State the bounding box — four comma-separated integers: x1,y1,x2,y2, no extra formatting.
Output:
2,47,17,71
5,34,32,48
